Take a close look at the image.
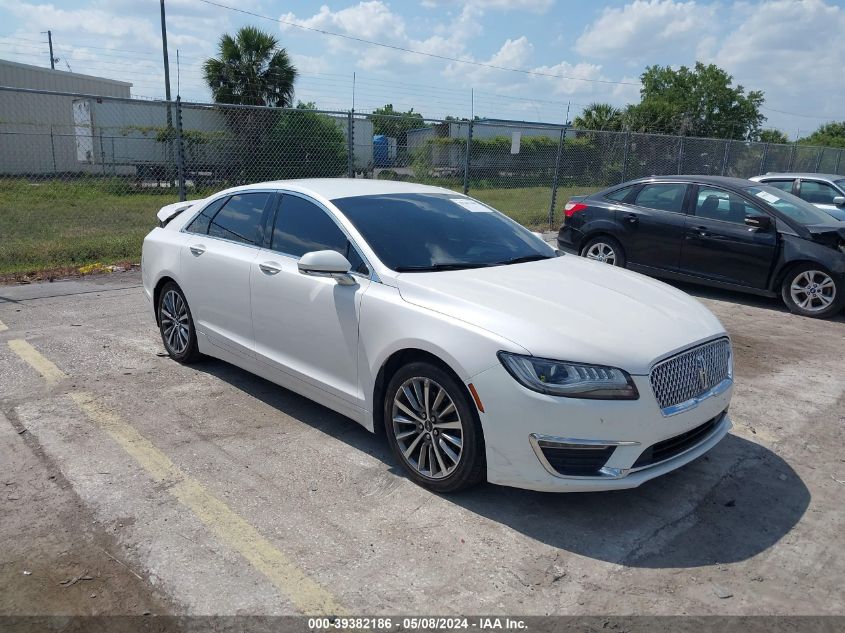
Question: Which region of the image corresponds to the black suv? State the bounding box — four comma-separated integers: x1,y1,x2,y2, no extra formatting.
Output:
557,175,845,318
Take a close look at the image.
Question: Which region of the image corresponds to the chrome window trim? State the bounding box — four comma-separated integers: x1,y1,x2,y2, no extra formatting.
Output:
269,189,381,284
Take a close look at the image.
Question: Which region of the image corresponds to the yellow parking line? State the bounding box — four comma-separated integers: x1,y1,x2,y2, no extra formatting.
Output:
66,391,346,615
9,338,345,614
0,319,8,332
7,339,67,384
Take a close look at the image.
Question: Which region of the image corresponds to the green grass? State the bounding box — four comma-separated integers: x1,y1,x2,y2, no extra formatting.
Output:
0,179,177,275
0,179,603,276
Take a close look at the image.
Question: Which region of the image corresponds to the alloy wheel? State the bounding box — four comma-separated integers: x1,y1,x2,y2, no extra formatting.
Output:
789,270,836,313
160,289,191,354
584,242,616,265
391,377,464,480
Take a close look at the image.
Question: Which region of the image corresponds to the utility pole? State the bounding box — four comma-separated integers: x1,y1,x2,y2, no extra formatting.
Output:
42,30,56,69
160,0,172,102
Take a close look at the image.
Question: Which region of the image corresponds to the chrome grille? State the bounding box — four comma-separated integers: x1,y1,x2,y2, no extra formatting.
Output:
650,338,732,413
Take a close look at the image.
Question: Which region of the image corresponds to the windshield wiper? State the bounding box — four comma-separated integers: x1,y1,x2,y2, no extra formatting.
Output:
394,262,493,272
490,254,554,266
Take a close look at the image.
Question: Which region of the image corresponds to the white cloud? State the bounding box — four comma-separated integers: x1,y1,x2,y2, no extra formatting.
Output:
575,0,716,63
423,0,553,11
280,2,407,42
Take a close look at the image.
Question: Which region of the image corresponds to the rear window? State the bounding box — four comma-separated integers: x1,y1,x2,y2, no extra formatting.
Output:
604,186,634,202
634,183,687,213
208,193,270,245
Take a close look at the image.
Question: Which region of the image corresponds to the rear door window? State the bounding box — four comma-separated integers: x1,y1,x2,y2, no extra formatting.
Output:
799,180,839,205
633,183,687,213
604,185,635,202
186,197,228,235
764,180,795,194
207,192,270,245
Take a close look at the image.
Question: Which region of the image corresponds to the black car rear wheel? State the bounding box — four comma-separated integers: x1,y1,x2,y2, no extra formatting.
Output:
781,264,843,318
580,236,626,267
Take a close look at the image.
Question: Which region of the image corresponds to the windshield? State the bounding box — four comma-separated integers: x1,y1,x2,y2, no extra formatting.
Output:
835,179,845,189
743,185,836,226
331,193,556,271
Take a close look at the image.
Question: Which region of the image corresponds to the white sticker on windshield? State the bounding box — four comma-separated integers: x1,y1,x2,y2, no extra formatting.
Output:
452,198,493,212
755,190,780,204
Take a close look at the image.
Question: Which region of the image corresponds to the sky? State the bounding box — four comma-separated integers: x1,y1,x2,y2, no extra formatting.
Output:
0,0,843,138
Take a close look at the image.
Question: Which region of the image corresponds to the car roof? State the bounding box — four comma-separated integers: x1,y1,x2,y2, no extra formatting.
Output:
624,175,757,188
756,173,844,180
221,178,460,201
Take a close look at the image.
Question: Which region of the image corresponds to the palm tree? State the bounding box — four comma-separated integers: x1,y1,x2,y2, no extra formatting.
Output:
203,26,297,107
573,102,623,131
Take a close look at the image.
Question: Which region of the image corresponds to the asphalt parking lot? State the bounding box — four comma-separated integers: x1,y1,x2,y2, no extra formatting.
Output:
1,268,844,617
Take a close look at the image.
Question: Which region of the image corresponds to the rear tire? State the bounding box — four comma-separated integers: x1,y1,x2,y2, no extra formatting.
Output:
384,362,486,493
157,281,202,363
580,235,626,267
780,264,842,319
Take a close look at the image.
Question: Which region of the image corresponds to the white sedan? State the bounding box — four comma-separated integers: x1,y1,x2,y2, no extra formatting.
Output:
141,179,733,493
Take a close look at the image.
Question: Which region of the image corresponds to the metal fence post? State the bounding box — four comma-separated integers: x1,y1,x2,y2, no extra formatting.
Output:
174,96,186,202
759,142,769,174
721,138,732,176
621,131,630,183
462,119,473,195
676,136,684,175
815,147,824,172
788,143,796,171
347,111,354,178
836,148,843,174
49,124,57,173
548,126,566,228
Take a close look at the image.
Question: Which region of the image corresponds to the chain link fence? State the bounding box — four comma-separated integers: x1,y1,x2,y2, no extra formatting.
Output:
2,84,844,274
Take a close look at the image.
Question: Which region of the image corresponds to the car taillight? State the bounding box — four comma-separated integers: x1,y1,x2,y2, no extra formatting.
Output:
564,201,588,218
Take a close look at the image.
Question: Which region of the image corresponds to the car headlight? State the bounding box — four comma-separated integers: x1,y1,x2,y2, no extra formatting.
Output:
497,352,639,399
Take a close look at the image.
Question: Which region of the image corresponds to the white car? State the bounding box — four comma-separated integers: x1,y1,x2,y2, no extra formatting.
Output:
142,179,733,493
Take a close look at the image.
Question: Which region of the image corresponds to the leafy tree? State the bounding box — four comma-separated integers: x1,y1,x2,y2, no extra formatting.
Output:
371,104,426,145
258,101,347,179
204,26,297,107
573,103,624,131
799,121,845,148
759,129,790,144
625,62,765,139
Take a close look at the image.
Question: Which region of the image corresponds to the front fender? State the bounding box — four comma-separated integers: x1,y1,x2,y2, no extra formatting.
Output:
357,282,528,418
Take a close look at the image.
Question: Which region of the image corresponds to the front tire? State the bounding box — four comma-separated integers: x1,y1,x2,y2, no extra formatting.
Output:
157,281,202,363
384,362,485,493
580,235,626,267
781,264,842,318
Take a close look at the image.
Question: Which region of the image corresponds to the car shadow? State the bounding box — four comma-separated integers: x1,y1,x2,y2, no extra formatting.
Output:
193,359,810,570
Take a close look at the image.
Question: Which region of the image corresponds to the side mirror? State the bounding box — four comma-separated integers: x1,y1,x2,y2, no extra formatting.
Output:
297,250,356,285
833,196,845,207
745,215,773,231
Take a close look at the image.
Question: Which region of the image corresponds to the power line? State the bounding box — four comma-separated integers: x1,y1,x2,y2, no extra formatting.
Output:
194,0,641,87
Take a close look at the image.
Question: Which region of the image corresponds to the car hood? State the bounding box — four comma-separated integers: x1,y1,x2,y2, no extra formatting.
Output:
395,256,726,375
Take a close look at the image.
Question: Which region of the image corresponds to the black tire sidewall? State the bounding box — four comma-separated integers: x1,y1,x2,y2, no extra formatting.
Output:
157,282,201,363
383,362,485,493
781,264,843,318
581,235,626,267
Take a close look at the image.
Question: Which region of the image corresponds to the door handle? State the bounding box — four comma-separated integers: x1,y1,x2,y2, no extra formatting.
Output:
189,244,206,256
624,214,638,224
259,262,282,275
692,226,711,238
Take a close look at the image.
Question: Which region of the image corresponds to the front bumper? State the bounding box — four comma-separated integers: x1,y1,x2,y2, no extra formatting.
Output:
470,364,732,492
